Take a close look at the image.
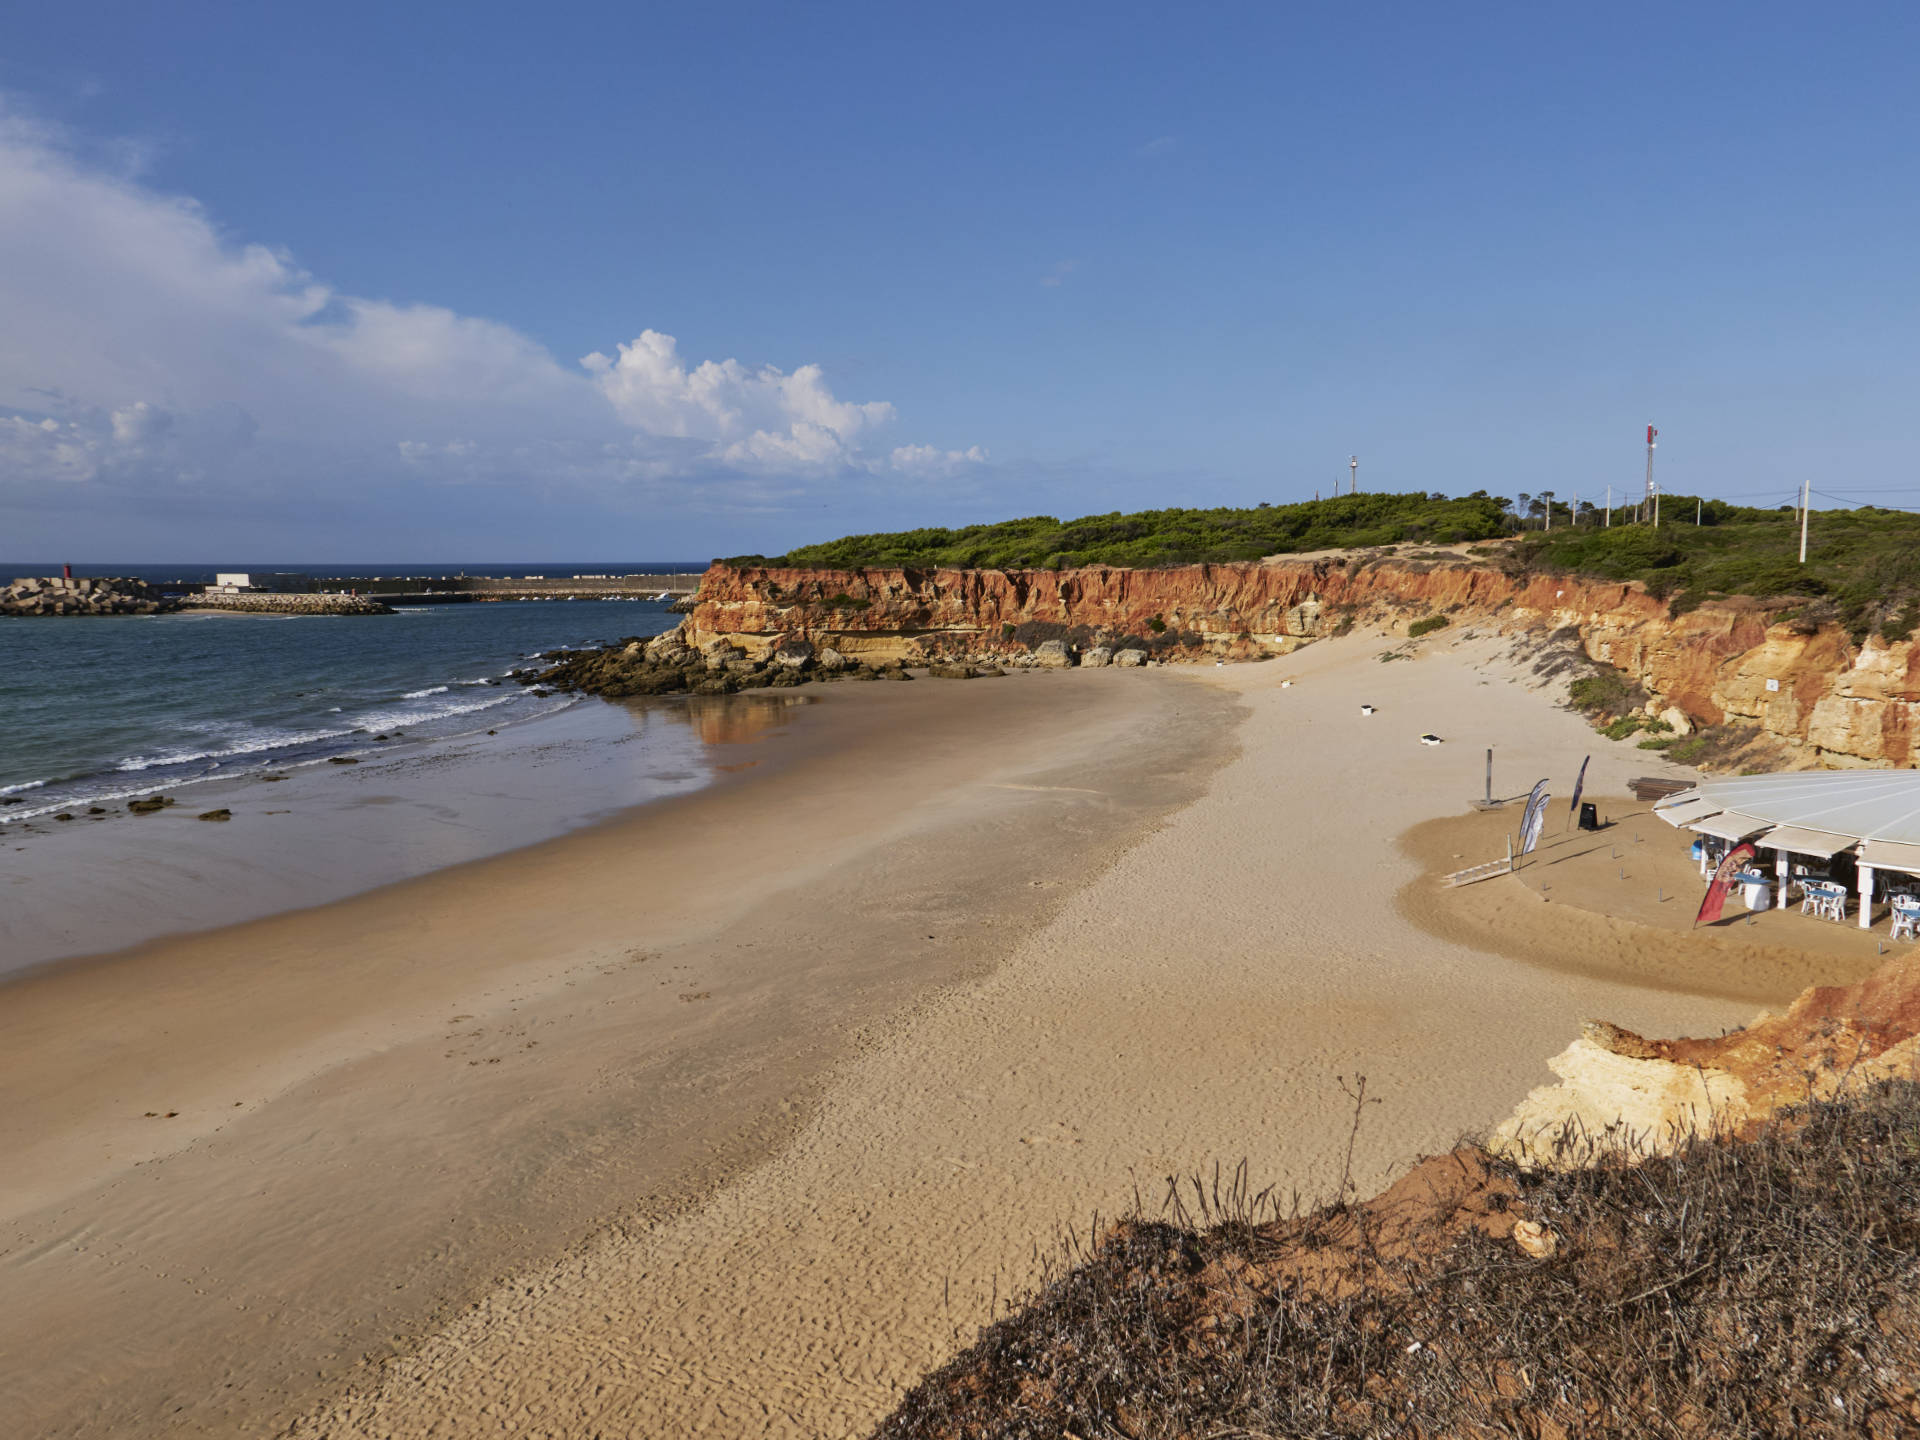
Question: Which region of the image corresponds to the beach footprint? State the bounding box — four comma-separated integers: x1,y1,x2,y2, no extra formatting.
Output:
1018,1121,1084,1148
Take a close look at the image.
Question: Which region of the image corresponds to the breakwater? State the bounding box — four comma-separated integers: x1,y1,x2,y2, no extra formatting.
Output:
182,593,394,616
2,576,169,616
330,574,702,601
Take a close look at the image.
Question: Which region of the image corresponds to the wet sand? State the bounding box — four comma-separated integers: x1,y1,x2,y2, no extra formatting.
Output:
0,693,734,973
277,632,1794,1439
3,669,1234,1439
12,630,1866,1440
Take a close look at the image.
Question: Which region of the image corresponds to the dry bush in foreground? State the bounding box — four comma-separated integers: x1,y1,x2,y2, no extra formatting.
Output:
874,1080,1920,1439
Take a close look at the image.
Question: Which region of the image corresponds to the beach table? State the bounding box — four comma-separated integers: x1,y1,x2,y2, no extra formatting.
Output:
1733,870,1772,911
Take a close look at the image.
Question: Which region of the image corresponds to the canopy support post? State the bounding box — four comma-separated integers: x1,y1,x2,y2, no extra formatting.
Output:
1860,864,1876,929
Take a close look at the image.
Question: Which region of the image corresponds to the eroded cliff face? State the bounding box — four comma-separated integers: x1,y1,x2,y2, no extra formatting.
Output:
1491,952,1920,1168
685,556,1920,767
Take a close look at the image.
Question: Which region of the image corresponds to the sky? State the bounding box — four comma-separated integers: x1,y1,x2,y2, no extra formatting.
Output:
4,2,1919,561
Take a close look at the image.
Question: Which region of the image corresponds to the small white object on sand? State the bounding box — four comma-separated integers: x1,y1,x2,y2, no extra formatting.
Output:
1360,704,1376,716
1419,733,1443,746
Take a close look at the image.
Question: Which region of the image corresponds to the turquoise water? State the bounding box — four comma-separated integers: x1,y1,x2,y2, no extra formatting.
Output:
0,601,676,822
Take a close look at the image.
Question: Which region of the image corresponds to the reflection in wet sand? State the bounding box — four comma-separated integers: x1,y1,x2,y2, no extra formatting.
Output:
625,691,816,747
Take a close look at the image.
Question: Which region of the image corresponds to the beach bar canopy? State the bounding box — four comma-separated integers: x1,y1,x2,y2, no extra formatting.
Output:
1654,770,1920,927
1655,795,1723,828
1686,811,1773,843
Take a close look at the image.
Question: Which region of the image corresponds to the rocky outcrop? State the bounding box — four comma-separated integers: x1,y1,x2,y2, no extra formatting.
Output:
512,631,922,699
182,593,394,616
1493,952,1920,1167
681,556,1920,767
2,576,171,616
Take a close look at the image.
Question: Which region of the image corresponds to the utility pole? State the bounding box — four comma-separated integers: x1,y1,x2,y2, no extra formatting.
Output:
1573,490,1579,527
1696,497,1702,526
1799,477,1811,563
1646,424,1659,527
1605,483,1611,527
1349,455,1358,495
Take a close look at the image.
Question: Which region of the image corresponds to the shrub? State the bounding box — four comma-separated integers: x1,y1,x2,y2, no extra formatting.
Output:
1568,672,1631,716
1881,602,1920,644
876,1081,1920,1440
1407,614,1450,638
1147,615,1168,634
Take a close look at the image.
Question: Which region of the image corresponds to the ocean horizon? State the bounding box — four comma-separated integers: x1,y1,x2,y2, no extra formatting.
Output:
0,561,712,584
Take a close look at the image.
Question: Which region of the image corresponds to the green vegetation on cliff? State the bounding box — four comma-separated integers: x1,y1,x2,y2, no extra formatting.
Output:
1506,497,1920,641
725,492,1510,571
724,488,1920,642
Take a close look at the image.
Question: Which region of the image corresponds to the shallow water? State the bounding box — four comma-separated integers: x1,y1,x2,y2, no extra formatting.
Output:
0,600,678,821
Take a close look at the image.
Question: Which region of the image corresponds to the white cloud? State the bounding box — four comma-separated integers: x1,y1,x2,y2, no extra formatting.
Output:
1136,136,1177,158
890,443,987,477
581,330,894,471
1041,259,1079,288
0,99,974,534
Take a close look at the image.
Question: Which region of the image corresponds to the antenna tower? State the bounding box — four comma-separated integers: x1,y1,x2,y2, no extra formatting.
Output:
1645,424,1659,526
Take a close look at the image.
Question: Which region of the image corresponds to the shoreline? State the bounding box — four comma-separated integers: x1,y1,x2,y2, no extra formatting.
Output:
282,631,1798,1439
9,629,1872,1439
3,667,1235,1439
0,691,736,974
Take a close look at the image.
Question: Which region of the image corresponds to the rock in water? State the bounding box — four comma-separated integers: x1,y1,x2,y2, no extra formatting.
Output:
197,808,233,822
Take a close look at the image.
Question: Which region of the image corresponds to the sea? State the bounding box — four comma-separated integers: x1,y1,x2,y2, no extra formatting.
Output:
0,564,701,825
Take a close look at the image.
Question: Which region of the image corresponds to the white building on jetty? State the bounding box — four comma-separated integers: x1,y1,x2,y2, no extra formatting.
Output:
211,573,311,593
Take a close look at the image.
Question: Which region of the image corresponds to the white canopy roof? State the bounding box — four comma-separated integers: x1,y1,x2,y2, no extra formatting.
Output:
1655,795,1722,827
1690,810,1773,842
1861,839,1920,877
1664,770,1920,848
1753,824,1856,859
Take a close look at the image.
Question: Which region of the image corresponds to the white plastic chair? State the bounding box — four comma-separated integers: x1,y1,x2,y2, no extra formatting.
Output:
1817,883,1848,923
1892,896,1920,943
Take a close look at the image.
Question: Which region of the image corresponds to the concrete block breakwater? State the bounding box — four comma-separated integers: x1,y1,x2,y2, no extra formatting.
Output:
182,592,395,616
1,577,395,616
2,576,168,616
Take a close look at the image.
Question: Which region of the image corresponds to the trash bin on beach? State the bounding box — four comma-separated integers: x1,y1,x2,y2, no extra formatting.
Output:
1578,802,1599,831
1737,872,1772,911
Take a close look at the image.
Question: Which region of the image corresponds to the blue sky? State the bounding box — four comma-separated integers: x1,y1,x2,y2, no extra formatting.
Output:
3,2,1918,560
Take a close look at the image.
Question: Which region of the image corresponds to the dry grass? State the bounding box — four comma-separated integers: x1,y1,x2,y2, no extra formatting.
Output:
874,1079,1920,1439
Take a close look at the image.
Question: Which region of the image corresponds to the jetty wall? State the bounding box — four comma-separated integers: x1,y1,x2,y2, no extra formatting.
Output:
181,593,394,616
683,557,1920,769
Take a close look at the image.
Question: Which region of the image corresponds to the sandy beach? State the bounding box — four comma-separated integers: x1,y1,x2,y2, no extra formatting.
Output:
4,630,1844,1439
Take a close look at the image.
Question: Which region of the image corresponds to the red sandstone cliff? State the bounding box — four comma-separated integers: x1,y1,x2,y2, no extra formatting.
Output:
685,556,1920,769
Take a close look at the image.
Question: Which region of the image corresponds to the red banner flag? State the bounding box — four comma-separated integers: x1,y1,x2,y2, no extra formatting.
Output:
1694,841,1756,928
